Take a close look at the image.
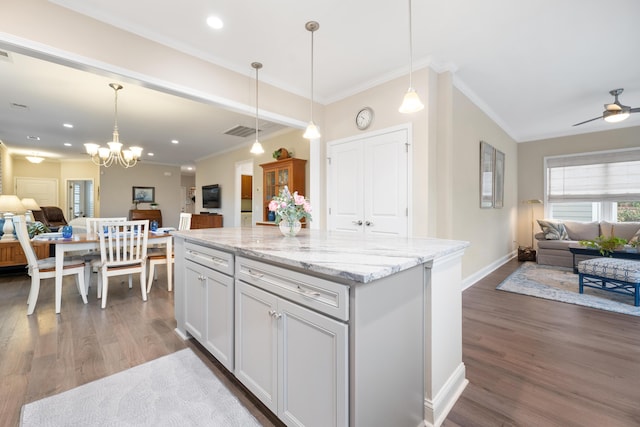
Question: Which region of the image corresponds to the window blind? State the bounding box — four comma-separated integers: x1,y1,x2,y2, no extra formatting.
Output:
547,148,640,203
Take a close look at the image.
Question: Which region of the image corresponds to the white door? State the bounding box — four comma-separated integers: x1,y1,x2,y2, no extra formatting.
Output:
15,177,58,206
328,128,409,236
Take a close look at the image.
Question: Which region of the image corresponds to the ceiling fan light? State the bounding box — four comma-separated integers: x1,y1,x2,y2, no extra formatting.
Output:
399,88,424,114
303,121,321,139
604,111,630,123
250,140,265,154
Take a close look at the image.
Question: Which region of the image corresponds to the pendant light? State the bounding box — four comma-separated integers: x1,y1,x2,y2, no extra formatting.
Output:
250,62,265,154
399,0,424,114
303,21,321,139
84,83,143,167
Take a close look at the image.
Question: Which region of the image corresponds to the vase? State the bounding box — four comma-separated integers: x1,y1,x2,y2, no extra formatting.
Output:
279,220,301,237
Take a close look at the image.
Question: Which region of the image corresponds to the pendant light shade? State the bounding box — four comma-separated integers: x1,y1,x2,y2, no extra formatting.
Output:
399,0,424,114
250,62,265,154
303,21,321,140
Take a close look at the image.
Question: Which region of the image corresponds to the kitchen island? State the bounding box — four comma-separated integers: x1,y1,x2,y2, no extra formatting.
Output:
173,227,469,427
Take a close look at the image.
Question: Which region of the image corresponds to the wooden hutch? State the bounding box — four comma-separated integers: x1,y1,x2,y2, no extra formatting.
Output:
260,158,307,222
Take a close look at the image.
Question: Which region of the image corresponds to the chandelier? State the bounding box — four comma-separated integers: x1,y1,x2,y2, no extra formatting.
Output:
84,83,142,168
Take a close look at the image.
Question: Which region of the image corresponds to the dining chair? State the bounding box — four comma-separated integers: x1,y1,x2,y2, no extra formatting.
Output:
82,217,128,291
13,215,88,315
93,220,149,309
146,212,191,293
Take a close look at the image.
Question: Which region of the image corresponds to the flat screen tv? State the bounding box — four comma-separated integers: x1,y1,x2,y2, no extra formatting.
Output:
202,184,221,208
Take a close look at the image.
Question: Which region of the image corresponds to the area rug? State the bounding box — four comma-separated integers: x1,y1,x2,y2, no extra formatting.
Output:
497,262,640,317
20,348,261,426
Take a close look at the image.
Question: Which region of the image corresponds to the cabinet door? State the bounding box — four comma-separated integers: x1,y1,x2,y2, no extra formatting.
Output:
184,261,206,341
278,298,348,427
204,268,235,371
235,281,279,413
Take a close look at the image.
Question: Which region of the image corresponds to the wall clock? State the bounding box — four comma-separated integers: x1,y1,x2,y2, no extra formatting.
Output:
355,107,374,130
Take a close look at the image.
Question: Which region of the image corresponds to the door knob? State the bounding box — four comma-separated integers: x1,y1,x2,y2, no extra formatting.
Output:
365,221,373,226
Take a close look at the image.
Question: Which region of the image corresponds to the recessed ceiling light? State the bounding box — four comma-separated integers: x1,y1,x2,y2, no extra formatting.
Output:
64,142,72,147
63,123,73,128
206,15,224,29
148,152,155,157
27,135,40,141
171,139,179,144
187,166,193,171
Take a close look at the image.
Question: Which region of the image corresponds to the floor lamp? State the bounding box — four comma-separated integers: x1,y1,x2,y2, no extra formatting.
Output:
524,199,543,248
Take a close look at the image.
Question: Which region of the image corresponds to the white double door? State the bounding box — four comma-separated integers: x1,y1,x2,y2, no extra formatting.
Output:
328,128,409,236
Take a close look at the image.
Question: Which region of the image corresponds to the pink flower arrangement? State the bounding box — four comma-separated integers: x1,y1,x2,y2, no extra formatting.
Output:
268,186,312,224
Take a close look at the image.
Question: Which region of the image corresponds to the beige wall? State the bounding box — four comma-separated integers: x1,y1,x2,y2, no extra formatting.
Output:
196,129,309,227
451,87,518,279
100,163,182,228
517,126,640,247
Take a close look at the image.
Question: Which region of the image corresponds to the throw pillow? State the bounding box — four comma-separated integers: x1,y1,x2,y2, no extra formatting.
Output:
537,219,568,240
600,220,640,241
563,221,599,241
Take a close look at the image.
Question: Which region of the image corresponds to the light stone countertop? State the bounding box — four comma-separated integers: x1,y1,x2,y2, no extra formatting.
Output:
173,227,469,284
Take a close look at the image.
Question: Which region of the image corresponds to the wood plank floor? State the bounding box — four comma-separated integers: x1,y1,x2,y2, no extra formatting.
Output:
1,259,639,427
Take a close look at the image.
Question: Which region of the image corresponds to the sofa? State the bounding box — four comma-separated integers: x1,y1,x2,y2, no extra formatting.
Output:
32,206,68,231
535,220,640,268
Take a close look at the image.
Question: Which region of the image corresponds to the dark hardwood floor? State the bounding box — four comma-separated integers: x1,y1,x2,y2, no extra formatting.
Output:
1,259,639,427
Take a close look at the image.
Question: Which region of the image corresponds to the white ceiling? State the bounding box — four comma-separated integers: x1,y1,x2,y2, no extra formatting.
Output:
1,0,639,170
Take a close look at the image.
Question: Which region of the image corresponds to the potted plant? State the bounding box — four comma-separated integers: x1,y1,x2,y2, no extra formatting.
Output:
579,235,628,256
272,148,290,160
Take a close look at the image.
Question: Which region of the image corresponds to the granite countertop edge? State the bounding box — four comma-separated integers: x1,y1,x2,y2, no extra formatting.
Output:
172,228,469,284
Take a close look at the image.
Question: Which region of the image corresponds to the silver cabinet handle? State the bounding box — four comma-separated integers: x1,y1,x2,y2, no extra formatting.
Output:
247,269,264,279
365,221,373,226
297,285,321,297
352,220,363,225
268,310,282,319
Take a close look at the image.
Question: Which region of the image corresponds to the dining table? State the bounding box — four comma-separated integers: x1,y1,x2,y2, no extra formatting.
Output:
33,230,173,305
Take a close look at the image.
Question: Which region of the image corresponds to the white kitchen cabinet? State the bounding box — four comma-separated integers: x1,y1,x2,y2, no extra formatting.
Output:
235,259,348,427
183,243,235,371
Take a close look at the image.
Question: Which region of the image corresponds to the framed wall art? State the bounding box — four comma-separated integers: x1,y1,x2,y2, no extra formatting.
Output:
493,149,505,208
132,186,155,203
479,141,495,208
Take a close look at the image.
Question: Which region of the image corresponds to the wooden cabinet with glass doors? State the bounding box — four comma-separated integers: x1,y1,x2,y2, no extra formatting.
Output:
260,158,307,222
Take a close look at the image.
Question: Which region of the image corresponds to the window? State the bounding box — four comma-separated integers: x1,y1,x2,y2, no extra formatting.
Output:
545,148,640,223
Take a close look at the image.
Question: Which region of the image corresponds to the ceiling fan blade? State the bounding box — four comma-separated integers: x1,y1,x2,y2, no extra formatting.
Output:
572,116,602,126
631,107,640,113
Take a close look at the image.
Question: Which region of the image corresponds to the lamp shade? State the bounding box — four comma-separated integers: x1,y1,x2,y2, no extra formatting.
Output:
0,195,27,214
21,198,41,211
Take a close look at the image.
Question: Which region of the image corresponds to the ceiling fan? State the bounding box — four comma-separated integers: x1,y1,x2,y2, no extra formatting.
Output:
573,88,640,126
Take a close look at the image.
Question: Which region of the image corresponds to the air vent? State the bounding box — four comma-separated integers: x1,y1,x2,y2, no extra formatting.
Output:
10,102,29,111
224,125,259,138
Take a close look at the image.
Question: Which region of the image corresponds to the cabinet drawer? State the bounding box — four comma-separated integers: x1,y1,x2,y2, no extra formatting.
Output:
185,242,234,276
236,256,348,321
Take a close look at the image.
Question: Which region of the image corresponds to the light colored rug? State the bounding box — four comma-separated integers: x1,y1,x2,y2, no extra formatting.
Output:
21,348,262,426
497,262,640,317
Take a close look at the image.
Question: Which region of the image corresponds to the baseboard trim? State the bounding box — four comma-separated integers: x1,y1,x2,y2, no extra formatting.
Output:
461,250,517,291
174,327,189,341
423,362,468,427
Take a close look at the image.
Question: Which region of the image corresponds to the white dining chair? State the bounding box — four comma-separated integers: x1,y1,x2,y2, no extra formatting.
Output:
146,212,191,293
82,217,128,291
93,220,149,309
14,215,88,315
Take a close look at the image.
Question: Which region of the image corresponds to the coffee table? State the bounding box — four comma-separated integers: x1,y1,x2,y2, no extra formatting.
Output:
568,245,640,273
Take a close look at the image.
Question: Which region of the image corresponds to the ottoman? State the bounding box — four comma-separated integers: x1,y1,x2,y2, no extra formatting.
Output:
577,258,640,306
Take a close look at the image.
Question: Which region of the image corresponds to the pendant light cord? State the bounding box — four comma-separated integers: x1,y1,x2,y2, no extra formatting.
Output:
408,0,414,89
310,28,315,121
255,65,259,138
